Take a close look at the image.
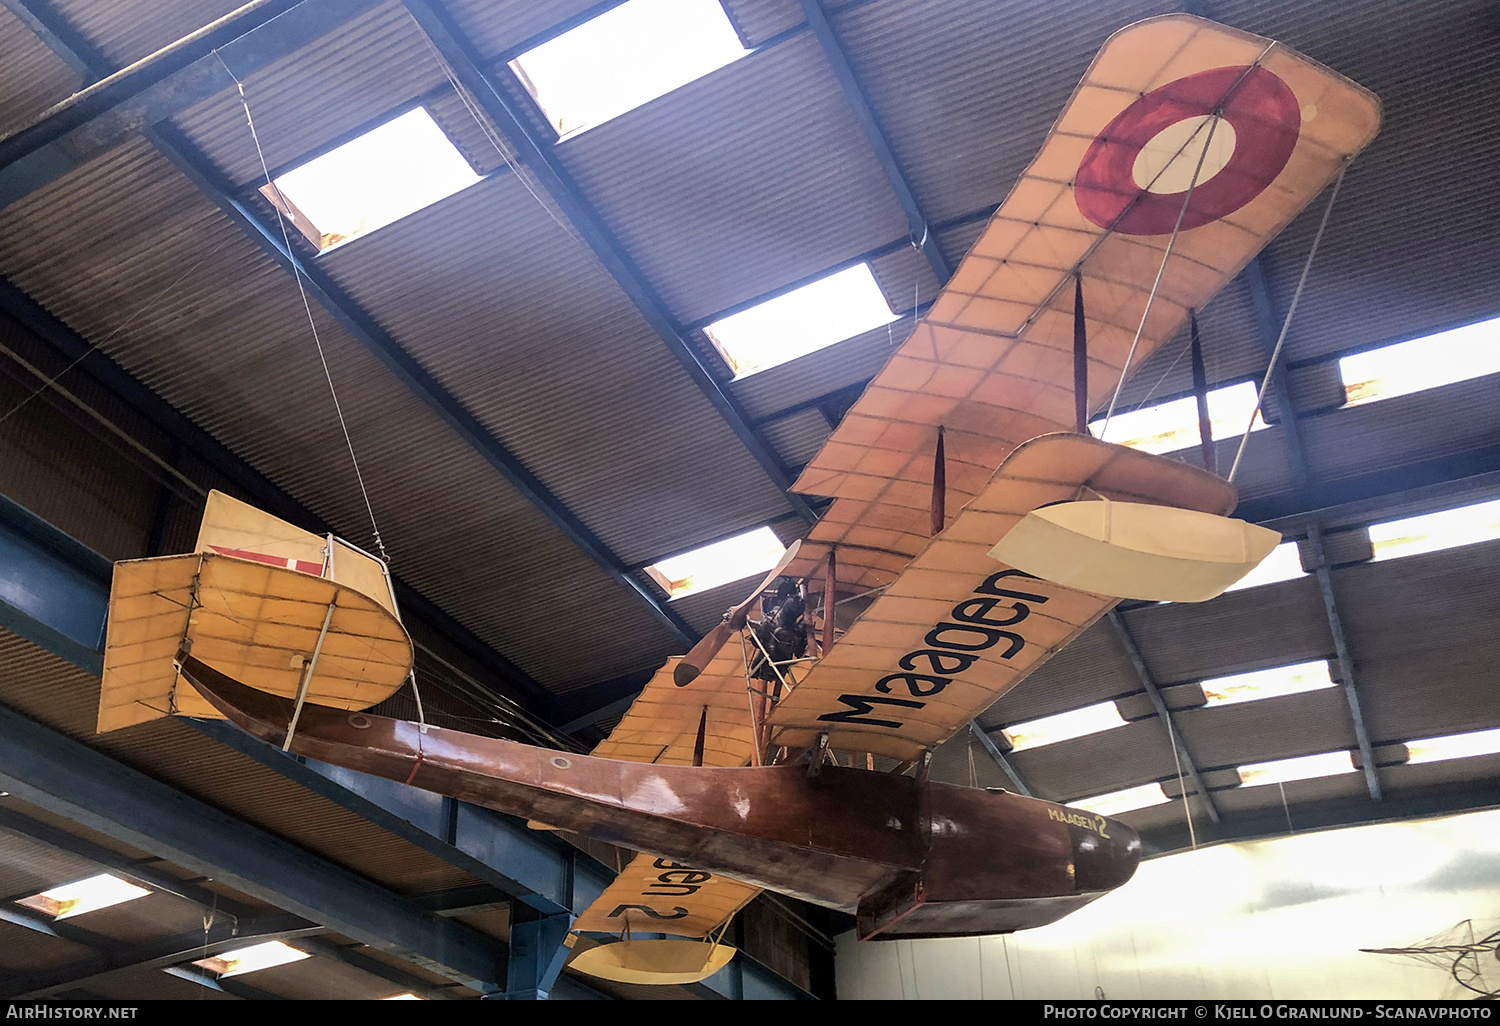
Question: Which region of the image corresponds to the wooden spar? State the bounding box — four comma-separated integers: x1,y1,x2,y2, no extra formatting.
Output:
692,705,708,768
821,547,837,656
1190,311,1216,475
1073,272,1088,435
930,426,946,537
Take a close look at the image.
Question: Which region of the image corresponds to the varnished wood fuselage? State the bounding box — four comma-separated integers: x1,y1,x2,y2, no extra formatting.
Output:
182,656,1140,938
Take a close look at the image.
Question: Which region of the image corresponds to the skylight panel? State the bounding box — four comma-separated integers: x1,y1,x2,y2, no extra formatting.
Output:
1200,660,1334,707
645,526,786,600
1236,750,1356,788
193,940,309,977
1221,541,1304,593
704,265,899,377
1068,781,1171,817
263,107,480,252
1091,380,1265,455
1404,727,1500,765
16,873,150,919
1001,701,1127,753
1368,498,1500,562
1340,315,1500,407
510,0,749,139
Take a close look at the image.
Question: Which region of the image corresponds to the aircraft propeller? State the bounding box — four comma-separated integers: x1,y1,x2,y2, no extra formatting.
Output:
673,539,802,687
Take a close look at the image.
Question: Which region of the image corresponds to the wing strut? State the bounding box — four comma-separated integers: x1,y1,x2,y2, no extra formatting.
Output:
1073,272,1088,434
930,426,946,537
1190,312,1215,474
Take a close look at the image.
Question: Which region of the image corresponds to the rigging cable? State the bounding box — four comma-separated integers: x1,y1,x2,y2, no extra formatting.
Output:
216,52,389,565
1227,163,1348,483
1100,112,1223,437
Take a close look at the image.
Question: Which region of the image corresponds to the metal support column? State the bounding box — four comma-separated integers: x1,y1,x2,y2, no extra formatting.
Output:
1106,611,1222,825
499,911,574,1000
967,721,1032,796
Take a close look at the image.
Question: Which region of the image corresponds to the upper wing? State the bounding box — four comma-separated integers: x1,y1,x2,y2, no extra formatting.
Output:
767,434,1236,764
784,15,1380,592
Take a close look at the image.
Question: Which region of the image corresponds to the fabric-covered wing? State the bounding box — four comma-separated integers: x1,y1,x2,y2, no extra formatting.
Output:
768,435,1236,763
784,14,1380,593
576,652,764,938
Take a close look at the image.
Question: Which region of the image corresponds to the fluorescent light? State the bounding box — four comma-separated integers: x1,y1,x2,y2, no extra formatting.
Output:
265,107,480,251
1068,782,1171,816
1236,750,1356,788
704,264,898,377
1340,315,1500,407
1091,381,1265,456
645,527,786,600
1404,727,1500,765
1369,498,1500,562
1200,660,1334,707
383,993,423,1000
194,940,309,978
1222,541,1305,593
16,873,150,919
1002,701,1127,753
510,0,748,139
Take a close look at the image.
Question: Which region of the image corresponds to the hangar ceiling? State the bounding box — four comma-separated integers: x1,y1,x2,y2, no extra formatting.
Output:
0,0,1497,1000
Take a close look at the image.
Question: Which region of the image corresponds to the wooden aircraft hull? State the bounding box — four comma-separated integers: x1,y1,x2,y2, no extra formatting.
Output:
180,655,1140,939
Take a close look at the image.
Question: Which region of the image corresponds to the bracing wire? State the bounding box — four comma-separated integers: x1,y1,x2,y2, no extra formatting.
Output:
1227,164,1348,482
1100,112,1223,436
411,22,584,249
216,53,389,564
1164,712,1197,849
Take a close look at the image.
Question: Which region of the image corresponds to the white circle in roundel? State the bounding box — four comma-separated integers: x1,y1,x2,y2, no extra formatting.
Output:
1132,115,1240,194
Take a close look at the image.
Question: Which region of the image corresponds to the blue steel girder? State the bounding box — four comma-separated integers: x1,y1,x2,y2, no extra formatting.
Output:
796,0,951,284
966,721,1032,797
1239,253,1380,801
0,698,507,991
501,912,574,1000
399,0,817,526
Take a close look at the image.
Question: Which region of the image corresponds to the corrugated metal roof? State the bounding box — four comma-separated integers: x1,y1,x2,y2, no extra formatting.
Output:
319,171,793,566
832,0,1166,224
444,0,612,60
555,31,910,323
0,140,682,685
170,3,451,188
0,6,83,138
47,0,242,65
724,0,806,47
1010,719,1182,801
1176,688,1358,770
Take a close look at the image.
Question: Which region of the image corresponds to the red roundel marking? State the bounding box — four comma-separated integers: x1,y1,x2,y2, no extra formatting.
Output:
1075,65,1300,235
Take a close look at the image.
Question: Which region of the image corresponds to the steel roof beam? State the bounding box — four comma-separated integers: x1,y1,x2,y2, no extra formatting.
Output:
0,805,461,998
400,0,817,526
0,699,506,989
146,122,696,651
161,965,282,1000
1242,253,1380,801
5,2,697,663
0,0,387,209
967,721,1032,796
1106,610,1222,825
796,0,951,283
5,912,321,999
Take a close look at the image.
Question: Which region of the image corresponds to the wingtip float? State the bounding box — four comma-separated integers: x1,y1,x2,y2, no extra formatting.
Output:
99,15,1380,986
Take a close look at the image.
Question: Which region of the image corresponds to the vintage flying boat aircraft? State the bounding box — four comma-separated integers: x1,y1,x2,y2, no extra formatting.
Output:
96,15,1379,986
